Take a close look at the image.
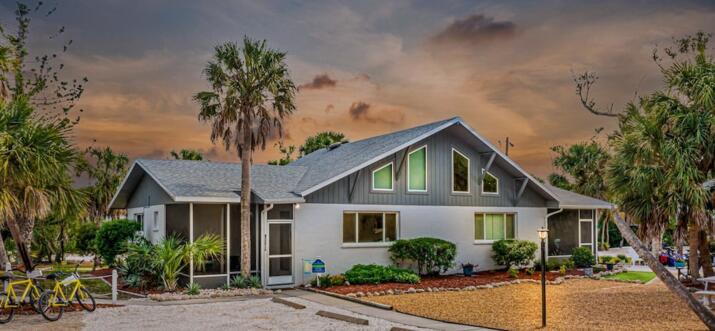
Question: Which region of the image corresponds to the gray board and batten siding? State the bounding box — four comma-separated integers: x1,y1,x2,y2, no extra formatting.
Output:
304,124,550,207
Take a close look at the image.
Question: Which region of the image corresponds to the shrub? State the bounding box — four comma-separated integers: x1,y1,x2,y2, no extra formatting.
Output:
526,267,535,276
344,264,420,284
492,240,538,268
221,283,232,291
599,256,612,264
74,223,99,256
547,258,562,271
310,274,333,288
508,266,519,278
563,259,575,270
153,234,224,291
186,282,201,295
329,274,346,286
230,275,248,289
230,275,262,289
559,265,567,275
571,247,595,268
119,238,160,290
389,238,456,275
617,254,627,261
95,219,141,266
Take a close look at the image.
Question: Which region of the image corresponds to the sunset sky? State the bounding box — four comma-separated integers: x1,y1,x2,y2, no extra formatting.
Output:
3,0,714,177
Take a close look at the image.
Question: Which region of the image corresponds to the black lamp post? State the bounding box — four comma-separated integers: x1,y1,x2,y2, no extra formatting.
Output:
537,227,549,328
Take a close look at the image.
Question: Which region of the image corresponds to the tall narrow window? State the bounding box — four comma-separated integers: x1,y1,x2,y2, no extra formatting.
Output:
372,162,394,191
452,148,470,193
481,170,499,194
408,146,427,192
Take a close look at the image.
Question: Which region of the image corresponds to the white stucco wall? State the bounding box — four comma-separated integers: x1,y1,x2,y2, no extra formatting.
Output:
127,205,166,244
293,203,547,284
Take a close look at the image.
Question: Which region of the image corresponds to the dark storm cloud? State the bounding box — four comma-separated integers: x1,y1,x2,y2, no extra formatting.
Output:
348,101,371,120
299,74,337,90
432,14,517,46
348,101,405,126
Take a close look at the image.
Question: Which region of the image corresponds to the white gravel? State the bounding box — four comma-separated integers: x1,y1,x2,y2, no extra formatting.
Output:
82,297,429,331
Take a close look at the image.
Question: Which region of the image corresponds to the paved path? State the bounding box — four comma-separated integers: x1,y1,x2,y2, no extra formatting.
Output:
280,289,492,331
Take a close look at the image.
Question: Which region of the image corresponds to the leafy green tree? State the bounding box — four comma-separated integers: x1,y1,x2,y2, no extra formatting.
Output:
299,131,347,156
195,38,296,276
575,31,715,327
267,141,295,165
170,149,204,160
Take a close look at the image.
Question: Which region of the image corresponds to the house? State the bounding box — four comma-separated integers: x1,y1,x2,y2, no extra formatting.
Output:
109,117,611,288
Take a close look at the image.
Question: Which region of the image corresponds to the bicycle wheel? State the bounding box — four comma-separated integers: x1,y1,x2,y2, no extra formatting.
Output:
28,287,42,314
75,287,96,312
38,291,64,322
0,293,15,324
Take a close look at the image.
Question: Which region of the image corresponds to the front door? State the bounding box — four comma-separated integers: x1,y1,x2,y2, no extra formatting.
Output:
267,221,293,285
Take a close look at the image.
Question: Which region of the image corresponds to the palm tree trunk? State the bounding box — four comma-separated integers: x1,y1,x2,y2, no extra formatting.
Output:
699,230,714,277
612,210,715,329
0,232,9,268
4,216,33,271
689,224,702,279
239,121,252,278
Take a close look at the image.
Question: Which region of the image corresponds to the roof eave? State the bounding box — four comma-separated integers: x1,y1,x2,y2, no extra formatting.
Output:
558,203,614,210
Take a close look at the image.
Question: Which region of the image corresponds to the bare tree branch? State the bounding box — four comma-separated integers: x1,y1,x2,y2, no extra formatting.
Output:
572,70,618,117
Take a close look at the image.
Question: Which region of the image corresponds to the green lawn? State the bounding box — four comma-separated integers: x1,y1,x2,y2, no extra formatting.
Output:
603,271,656,283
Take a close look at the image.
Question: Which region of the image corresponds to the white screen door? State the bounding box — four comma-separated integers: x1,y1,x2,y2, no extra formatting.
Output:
267,222,293,285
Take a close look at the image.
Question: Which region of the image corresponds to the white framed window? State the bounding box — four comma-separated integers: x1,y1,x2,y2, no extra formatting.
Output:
474,212,516,243
452,148,470,193
578,209,594,248
407,145,427,192
134,213,144,229
372,162,394,191
481,170,499,195
342,212,399,246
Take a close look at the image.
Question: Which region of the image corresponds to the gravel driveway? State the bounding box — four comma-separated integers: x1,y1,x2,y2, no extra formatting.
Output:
82,297,428,331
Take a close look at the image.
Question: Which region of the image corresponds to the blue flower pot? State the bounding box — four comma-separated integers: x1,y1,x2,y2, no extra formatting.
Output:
463,266,474,277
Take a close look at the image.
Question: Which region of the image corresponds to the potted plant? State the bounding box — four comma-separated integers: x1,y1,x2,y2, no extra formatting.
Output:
601,256,614,271
461,262,476,277
675,258,686,268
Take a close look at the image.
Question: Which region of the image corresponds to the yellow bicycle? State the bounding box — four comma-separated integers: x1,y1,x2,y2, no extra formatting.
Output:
37,263,96,321
0,269,44,324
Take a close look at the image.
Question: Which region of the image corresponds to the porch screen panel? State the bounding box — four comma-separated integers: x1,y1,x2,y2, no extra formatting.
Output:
580,221,593,244
268,223,292,277
548,209,579,256
165,204,190,240
193,204,226,274
229,204,258,272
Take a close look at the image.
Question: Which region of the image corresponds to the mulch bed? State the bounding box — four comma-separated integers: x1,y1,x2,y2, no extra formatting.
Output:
89,268,164,295
323,269,584,295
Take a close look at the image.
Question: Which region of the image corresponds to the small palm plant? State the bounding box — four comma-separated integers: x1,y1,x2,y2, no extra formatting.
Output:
152,234,224,291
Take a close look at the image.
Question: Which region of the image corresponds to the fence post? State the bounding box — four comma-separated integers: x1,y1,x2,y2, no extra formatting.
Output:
3,262,10,289
111,269,118,305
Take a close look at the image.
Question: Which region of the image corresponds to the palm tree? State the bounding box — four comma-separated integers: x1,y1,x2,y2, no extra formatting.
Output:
0,97,84,270
575,32,715,328
170,149,204,161
78,146,129,222
195,38,296,277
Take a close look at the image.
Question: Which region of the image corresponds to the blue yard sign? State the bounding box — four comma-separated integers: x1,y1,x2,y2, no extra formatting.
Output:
312,258,326,274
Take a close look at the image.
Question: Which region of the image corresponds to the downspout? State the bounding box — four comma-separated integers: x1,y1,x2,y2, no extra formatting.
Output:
545,208,563,261
261,204,274,288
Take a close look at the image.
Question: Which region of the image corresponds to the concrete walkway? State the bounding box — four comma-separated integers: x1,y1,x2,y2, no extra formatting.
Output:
280,289,492,331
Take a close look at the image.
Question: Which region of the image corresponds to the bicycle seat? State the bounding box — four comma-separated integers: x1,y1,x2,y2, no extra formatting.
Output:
0,275,10,281
45,273,59,280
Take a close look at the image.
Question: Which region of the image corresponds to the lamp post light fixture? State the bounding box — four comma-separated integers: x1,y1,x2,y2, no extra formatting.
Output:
537,227,548,328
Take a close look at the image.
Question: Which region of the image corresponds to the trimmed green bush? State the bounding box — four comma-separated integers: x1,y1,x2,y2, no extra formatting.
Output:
95,219,141,266
492,239,538,268
570,246,595,268
547,258,562,271
389,237,456,275
344,264,420,284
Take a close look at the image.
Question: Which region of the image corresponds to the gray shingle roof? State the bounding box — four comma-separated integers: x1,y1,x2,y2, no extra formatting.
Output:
111,117,613,209
544,184,612,209
290,117,459,193
137,159,306,203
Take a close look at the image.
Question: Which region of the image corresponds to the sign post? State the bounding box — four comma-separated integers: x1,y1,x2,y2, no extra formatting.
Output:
312,258,326,287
